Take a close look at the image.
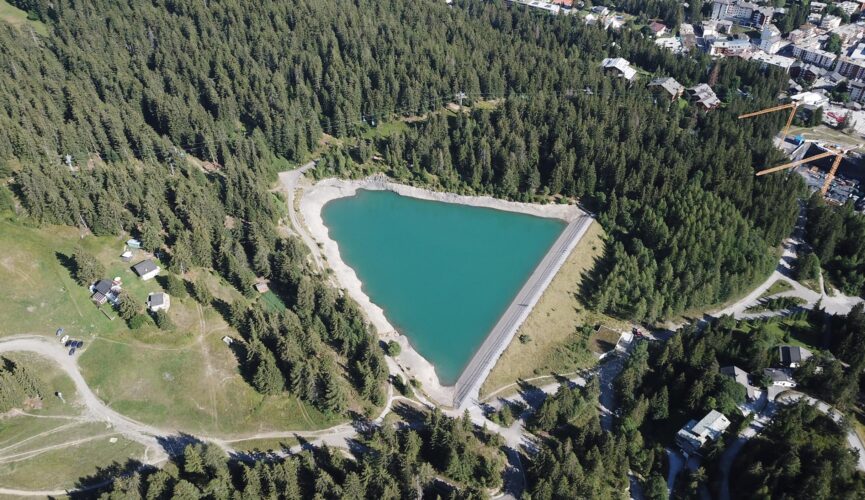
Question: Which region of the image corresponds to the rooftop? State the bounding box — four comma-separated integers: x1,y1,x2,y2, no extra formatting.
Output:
132,259,158,275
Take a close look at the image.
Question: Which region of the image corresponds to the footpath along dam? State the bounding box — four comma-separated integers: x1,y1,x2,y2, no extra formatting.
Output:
452,215,593,409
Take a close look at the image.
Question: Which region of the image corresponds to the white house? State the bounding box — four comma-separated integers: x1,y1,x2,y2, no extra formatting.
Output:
147,292,171,312
132,259,160,281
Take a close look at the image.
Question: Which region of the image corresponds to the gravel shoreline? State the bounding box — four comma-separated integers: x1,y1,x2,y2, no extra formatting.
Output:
299,176,585,406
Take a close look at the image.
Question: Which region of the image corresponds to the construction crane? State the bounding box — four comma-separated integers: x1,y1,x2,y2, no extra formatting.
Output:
738,101,800,142
756,146,846,196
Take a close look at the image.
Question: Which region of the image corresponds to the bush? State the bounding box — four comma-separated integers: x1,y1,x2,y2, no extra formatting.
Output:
128,314,148,330
153,310,174,330
116,291,143,321
386,340,401,357
164,274,188,298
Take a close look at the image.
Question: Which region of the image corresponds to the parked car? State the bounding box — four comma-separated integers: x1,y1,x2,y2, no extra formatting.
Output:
68,347,76,356
75,341,84,348
60,335,69,344
55,328,64,336
65,339,73,347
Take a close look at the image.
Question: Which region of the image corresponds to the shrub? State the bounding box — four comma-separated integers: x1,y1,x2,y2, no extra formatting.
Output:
386,340,401,357
153,310,174,330
116,291,143,321
128,314,148,330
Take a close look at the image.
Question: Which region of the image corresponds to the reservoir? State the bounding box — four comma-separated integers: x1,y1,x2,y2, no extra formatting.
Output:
321,189,565,384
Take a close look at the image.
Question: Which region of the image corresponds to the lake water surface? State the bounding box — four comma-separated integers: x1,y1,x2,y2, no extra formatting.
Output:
321,190,564,384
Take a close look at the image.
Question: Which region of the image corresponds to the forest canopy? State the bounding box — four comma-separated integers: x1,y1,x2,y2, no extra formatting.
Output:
0,0,802,332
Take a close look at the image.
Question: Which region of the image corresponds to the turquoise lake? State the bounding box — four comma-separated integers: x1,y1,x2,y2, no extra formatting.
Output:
321,190,565,384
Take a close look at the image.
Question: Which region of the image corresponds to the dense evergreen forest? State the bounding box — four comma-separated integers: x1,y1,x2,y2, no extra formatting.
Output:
85,409,504,499
732,402,865,498
804,193,865,296
1,0,801,327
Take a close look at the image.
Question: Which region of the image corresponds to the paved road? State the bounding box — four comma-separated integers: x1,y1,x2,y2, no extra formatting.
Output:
454,215,594,409
277,161,322,270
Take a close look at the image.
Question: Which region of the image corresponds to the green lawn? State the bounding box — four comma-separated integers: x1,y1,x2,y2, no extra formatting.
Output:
0,354,147,491
0,432,145,491
737,318,821,352
759,279,794,299
0,1,48,36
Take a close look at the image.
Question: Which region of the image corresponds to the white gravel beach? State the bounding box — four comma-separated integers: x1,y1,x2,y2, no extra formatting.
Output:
298,175,586,406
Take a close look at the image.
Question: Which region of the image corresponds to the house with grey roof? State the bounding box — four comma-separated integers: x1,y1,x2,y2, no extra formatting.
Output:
764,368,796,387
688,84,721,110
147,292,171,312
132,259,160,281
779,345,812,368
720,365,761,401
601,58,637,81
675,410,731,456
648,77,684,100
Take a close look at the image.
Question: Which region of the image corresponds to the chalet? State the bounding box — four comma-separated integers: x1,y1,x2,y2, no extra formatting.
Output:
132,259,160,281
719,365,761,400
779,345,812,368
90,278,122,305
764,368,796,387
648,77,685,100
601,57,637,81
675,410,730,456
147,292,171,312
688,84,721,110
649,21,667,37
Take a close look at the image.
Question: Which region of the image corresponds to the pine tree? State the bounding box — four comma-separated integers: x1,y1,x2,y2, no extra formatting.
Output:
71,248,104,286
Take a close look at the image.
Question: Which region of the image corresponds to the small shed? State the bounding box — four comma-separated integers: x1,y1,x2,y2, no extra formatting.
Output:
132,259,160,281
126,239,142,249
254,282,270,294
147,292,171,312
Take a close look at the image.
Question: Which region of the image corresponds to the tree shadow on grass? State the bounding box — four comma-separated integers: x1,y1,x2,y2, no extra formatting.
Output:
55,251,77,280
156,433,204,459
70,458,151,499
211,297,234,326
517,380,547,410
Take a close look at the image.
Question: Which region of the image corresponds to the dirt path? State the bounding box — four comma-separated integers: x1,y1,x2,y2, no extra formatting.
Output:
277,161,321,270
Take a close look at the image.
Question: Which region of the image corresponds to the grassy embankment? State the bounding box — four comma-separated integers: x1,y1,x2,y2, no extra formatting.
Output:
480,222,628,397
759,280,794,299
0,217,340,439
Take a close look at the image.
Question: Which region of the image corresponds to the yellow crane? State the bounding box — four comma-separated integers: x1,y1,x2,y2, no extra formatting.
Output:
756,146,846,196
738,101,800,142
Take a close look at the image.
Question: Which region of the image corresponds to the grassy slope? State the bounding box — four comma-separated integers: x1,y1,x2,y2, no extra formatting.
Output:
0,1,48,36
0,217,340,438
480,222,627,397
0,353,147,491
